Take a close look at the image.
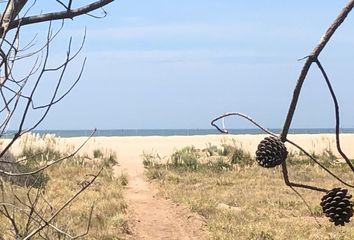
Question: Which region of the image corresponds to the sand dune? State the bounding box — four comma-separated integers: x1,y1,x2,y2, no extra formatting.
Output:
59,133,354,161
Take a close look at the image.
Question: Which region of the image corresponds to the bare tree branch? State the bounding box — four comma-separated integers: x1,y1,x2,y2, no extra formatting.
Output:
3,0,114,34
314,59,354,171
0,1,114,238
23,167,103,239
0,129,96,176
211,0,354,208
280,0,354,142
1,0,29,34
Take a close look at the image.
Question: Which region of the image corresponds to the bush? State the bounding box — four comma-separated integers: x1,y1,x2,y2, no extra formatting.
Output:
142,151,162,168
93,149,104,158
103,151,118,167
203,143,219,156
0,148,49,188
229,147,253,166
287,147,339,167
169,146,200,170
165,143,255,172
118,172,129,186
218,144,234,156
207,158,232,171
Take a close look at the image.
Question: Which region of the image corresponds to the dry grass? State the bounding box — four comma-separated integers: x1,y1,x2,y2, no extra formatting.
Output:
0,133,130,239
144,144,354,240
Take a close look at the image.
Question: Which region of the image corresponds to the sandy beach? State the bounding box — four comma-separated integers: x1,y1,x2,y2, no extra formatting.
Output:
59,133,354,163
3,133,354,239
5,133,354,175
5,133,353,158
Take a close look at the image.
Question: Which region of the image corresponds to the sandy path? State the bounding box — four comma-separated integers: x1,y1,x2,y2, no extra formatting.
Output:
113,137,210,240
122,157,208,240
69,136,214,240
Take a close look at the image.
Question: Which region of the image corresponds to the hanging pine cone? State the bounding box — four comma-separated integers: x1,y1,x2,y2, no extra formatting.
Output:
320,187,353,226
255,136,287,168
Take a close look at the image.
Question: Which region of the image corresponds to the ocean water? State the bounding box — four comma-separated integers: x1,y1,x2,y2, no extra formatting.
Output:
5,128,354,138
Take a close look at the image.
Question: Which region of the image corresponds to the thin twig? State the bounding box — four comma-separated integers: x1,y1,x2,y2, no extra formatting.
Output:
211,112,278,136
23,167,103,239
4,0,114,33
0,129,97,176
314,59,354,171
286,138,354,189
288,185,322,227
211,112,330,192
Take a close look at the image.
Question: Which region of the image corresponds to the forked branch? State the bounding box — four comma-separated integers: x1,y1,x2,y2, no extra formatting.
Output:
1,0,114,35
280,0,354,142
212,0,354,195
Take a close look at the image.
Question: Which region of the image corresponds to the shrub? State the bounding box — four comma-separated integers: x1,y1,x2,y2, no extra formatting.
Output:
169,146,200,170
146,168,165,180
142,151,162,168
218,144,234,156
207,158,232,171
0,148,50,188
93,149,104,158
118,172,129,186
103,151,118,167
203,143,219,156
229,147,253,166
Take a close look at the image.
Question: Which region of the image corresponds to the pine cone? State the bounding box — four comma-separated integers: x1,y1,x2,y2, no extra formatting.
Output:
255,136,287,168
320,187,353,226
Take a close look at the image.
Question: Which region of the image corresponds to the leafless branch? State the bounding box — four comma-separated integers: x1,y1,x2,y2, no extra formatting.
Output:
3,0,114,34
211,112,331,192
280,0,354,142
0,1,114,238
23,167,103,239
211,112,277,136
212,0,354,199
314,59,354,171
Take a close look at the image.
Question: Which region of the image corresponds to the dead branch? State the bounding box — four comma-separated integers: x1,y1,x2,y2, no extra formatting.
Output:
0,129,96,176
0,1,114,238
314,59,354,171
280,0,354,142
23,167,103,239
211,1,354,197
2,0,114,34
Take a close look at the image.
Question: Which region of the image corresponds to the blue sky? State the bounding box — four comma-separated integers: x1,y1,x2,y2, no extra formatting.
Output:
21,1,354,130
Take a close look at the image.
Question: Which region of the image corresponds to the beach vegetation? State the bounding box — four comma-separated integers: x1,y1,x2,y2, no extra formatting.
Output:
118,172,129,186
0,133,130,239
229,145,253,166
93,149,104,158
142,151,164,168
144,144,354,239
169,146,200,170
144,142,254,173
102,150,119,167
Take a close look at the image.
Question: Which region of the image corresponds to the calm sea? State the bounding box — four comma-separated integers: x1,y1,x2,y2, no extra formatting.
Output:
5,128,354,138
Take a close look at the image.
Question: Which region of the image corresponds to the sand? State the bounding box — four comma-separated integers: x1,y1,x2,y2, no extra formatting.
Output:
3,133,354,239
58,133,354,164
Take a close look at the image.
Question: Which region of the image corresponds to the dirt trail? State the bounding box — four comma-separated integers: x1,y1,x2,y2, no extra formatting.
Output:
118,149,209,240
